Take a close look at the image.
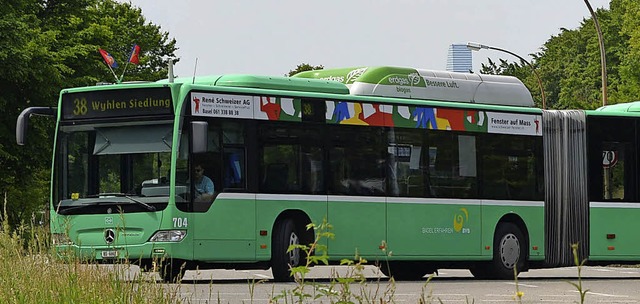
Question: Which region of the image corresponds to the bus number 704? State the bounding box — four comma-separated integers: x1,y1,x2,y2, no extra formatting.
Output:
172,217,188,228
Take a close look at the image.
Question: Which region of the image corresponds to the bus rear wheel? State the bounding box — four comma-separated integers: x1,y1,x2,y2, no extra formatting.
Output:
271,218,303,282
472,222,526,280
379,262,435,281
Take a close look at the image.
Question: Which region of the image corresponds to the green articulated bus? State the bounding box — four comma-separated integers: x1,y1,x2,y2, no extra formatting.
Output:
16,65,640,282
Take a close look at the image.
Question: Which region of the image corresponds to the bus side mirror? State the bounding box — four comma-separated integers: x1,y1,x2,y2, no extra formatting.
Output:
16,107,57,145
191,121,208,153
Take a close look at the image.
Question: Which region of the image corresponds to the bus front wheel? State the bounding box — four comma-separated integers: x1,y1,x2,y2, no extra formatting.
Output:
271,218,302,282
159,259,186,283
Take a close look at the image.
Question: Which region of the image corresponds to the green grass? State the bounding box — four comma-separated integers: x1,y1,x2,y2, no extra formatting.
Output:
0,205,593,304
0,210,177,303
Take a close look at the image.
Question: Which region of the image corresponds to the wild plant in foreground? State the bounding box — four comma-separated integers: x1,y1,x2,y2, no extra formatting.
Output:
567,243,589,304
0,193,178,304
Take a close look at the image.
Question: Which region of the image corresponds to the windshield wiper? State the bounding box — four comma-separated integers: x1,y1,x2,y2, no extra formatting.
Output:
86,193,157,212
58,201,103,215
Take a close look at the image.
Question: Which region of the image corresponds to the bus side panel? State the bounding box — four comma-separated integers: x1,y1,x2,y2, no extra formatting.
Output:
386,199,482,257
589,203,640,259
254,194,327,260
192,193,256,261
327,196,386,259
479,202,545,261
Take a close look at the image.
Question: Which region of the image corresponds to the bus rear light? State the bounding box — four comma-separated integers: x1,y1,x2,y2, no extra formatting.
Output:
606,234,616,239
260,244,267,249
532,246,538,250
52,233,73,245
149,230,187,242
259,230,268,236
608,246,615,251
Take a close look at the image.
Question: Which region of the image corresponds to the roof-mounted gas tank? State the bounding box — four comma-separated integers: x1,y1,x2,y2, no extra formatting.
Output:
293,66,534,107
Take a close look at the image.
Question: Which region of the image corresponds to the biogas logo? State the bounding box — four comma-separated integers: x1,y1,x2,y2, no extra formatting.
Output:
453,208,470,234
421,208,472,234
388,73,422,86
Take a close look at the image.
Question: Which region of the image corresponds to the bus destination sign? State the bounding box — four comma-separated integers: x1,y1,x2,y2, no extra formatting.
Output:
61,87,173,120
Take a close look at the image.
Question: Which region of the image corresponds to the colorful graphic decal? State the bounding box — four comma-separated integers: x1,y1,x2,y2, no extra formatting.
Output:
254,96,301,122
191,93,541,136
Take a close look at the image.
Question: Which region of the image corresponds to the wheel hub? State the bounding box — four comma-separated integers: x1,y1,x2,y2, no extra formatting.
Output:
499,233,520,269
288,232,300,266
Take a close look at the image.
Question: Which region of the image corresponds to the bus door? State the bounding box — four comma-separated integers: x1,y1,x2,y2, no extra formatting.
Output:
327,126,387,258
188,119,256,261
588,117,640,258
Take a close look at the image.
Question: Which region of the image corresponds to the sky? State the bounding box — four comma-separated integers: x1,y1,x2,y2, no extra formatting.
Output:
123,0,611,78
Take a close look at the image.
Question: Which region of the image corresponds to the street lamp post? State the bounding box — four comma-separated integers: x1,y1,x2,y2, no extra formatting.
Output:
584,0,607,106
467,42,546,109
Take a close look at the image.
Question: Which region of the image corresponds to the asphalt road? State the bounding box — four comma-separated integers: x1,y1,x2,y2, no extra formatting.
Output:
113,265,640,303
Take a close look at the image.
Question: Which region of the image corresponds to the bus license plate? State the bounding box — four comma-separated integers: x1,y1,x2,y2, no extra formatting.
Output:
101,250,118,258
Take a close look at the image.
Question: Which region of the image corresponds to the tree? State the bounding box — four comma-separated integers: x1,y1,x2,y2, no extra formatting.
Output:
479,0,640,110
0,0,177,228
287,63,324,77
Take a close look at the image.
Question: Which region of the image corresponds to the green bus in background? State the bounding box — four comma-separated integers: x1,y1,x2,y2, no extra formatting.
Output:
16,65,640,282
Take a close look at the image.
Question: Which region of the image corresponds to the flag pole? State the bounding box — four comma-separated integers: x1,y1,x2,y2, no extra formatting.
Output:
119,61,130,83
108,65,119,83
120,44,140,83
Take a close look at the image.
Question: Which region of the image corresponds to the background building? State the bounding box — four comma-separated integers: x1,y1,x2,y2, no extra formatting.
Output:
446,44,473,73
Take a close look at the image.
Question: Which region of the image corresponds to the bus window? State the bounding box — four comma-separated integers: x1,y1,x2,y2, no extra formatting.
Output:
428,132,477,198
261,144,298,193
329,125,386,196
258,122,324,194
224,147,245,189
480,134,542,200
302,147,324,194
389,128,432,197
602,143,628,200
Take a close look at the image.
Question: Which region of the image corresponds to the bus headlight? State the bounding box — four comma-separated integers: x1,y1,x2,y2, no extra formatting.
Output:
149,230,186,242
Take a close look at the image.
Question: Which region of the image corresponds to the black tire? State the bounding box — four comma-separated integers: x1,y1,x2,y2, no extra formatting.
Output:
474,222,526,280
271,218,302,282
159,259,186,283
379,262,435,281
469,264,492,279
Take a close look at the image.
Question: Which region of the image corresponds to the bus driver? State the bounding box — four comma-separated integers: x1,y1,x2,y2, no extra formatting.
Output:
194,164,214,202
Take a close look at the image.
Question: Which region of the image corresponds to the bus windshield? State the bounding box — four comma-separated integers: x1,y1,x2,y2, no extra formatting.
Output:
54,123,178,213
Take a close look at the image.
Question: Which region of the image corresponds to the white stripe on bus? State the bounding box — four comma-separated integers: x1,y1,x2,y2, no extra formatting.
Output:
217,193,543,207
590,201,640,209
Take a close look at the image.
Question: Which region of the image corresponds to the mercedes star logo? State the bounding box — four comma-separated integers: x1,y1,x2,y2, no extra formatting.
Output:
104,229,116,244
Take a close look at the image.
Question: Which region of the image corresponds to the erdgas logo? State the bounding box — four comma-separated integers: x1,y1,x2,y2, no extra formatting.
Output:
407,73,421,85
453,208,470,233
345,68,367,84
388,73,422,86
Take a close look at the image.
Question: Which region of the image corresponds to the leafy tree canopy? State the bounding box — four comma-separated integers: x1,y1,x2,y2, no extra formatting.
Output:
480,0,640,110
287,63,324,77
0,0,177,228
